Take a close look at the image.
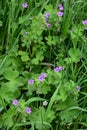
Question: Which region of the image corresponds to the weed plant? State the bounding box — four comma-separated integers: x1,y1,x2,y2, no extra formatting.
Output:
0,0,87,130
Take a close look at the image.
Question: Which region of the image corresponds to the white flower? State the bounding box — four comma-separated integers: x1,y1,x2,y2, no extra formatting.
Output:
43,101,48,106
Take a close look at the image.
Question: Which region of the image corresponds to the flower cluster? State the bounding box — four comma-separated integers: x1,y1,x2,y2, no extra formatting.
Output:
45,3,64,28
38,73,47,82
28,66,64,84
57,3,64,17
28,73,47,85
58,4,64,10
54,66,64,72
45,13,50,21
45,12,51,28
12,64,80,115
12,99,32,114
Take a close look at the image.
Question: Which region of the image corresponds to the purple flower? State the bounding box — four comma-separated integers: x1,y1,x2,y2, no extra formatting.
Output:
58,4,63,8
24,32,28,35
41,73,47,78
38,75,44,82
45,13,50,21
38,73,47,82
46,23,51,28
54,66,64,72
26,107,31,114
82,20,87,25
59,6,64,10
12,99,19,106
28,79,34,85
58,4,64,10
22,3,28,8
77,86,81,91
57,11,64,17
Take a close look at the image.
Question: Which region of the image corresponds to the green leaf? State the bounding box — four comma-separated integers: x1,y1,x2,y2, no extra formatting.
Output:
36,50,44,59
46,110,55,123
45,4,53,13
2,108,16,129
0,86,14,103
64,57,72,64
29,107,52,130
37,84,51,95
31,58,39,65
31,50,44,65
59,109,79,123
56,98,78,111
46,83,61,113
68,48,81,63
21,55,29,62
71,24,84,39
57,81,76,102
25,97,45,105
18,15,29,24
5,81,18,92
0,55,23,74
58,90,67,102
45,36,58,45
19,51,29,62
3,68,19,81
4,77,23,92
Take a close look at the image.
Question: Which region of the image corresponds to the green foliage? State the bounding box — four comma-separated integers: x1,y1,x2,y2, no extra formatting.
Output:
3,68,19,81
68,48,81,63
0,86,14,104
2,108,16,129
29,107,55,130
59,109,79,123
0,0,87,129
19,51,30,62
